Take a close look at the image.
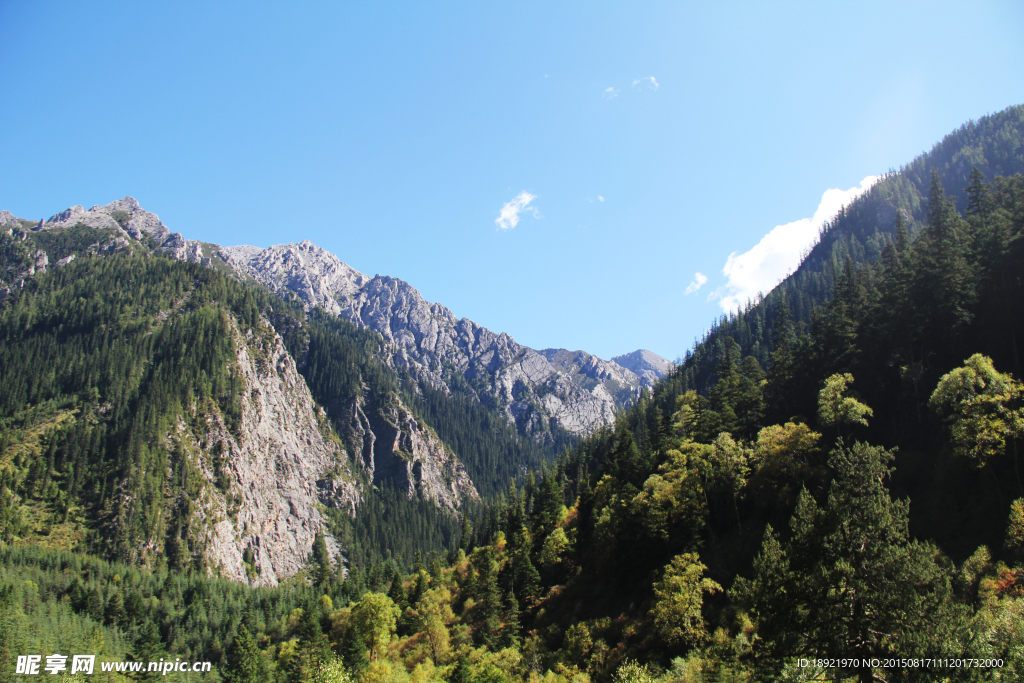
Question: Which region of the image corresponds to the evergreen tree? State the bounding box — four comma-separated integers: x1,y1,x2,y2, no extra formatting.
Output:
289,603,332,683
130,620,166,682
736,441,968,682
223,624,268,683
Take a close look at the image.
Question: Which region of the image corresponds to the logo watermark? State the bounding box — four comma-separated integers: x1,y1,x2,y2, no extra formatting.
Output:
15,654,212,675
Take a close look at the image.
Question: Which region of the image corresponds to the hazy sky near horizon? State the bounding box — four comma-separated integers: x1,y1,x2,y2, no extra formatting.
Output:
2,1,1023,361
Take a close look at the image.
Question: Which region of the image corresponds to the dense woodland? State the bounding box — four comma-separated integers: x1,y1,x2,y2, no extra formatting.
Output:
2,106,1024,682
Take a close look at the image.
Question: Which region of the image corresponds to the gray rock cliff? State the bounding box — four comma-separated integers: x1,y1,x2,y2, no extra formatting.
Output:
611,349,674,386
168,319,359,586
216,241,653,439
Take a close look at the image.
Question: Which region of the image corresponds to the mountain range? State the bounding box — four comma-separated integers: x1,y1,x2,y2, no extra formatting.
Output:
0,196,669,584
3,197,670,442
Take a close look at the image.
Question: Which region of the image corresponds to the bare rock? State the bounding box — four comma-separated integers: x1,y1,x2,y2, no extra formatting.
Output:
611,349,674,385
195,321,361,586
343,395,479,511
0,210,19,228
218,241,649,439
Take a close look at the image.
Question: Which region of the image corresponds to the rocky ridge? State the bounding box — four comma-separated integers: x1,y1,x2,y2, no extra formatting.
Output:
1,200,481,585
3,198,671,441
216,240,669,439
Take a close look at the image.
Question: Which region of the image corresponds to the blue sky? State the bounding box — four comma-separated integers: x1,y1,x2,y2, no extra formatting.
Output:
2,2,1023,361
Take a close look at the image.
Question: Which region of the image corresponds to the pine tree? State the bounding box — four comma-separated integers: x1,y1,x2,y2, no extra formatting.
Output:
288,603,332,683
735,441,968,682
913,170,977,362
223,624,268,683
765,294,796,421
312,532,333,590
130,620,166,682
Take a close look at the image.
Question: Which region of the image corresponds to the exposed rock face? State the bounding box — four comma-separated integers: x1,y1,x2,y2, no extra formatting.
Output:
220,241,370,308
611,349,674,385
182,318,477,585
341,396,479,512
217,241,652,439
191,321,360,586
39,197,211,264
0,210,20,228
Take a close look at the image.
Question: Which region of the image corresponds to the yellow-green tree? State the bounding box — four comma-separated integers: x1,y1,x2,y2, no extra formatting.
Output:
411,586,454,664
650,553,721,648
305,657,352,683
539,527,571,571
1006,499,1024,562
817,373,872,433
747,421,822,508
351,592,399,661
708,433,750,532
929,354,1024,468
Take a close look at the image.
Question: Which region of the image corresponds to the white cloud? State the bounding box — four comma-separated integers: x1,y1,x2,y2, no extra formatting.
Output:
495,191,539,231
632,76,659,90
603,87,618,99
710,175,880,312
685,272,708,295
598,195,605,202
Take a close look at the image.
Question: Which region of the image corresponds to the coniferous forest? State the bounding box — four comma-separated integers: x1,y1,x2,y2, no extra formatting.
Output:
2,106,1024,682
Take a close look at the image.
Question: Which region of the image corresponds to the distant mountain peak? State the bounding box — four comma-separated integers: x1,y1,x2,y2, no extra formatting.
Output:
611,349,674,384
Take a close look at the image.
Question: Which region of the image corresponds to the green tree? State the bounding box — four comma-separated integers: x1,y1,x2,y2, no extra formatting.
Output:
708,432,750,532
130,620,166,682
350,592,399,661
913,171,977,359
650,553,720,649
312,532,333,590
289,604,332,683
735,441,968,682
817,373,872,435
929,354,1024,489
305,657,353,683
1006,499,1024,564
223,624,268,683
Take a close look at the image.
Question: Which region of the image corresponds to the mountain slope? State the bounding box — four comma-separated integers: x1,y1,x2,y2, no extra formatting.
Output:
0,240,484,581
6,199,668,448
217,241,659,441
661,103,1024,403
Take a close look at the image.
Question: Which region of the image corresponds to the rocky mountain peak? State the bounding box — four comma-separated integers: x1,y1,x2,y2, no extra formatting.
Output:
218,241,370,313
0,210,20,228
23,197,665,443
611,349,674,385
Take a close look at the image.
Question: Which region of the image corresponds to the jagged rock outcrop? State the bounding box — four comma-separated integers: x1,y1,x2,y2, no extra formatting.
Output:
611,349,674,385
0,210,20,228
188,321,360,586
38,197,213,265
341,396,478,512
217,241,653,439
177,317,476,585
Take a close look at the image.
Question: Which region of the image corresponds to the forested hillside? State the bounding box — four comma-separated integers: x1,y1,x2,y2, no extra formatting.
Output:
668,104,1024,396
